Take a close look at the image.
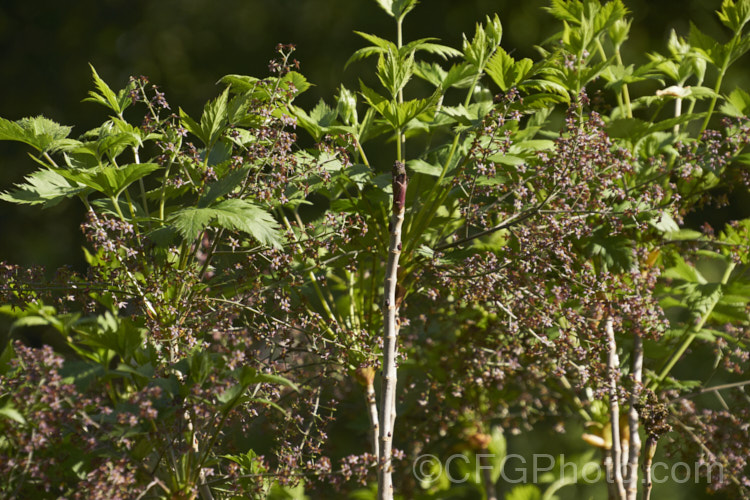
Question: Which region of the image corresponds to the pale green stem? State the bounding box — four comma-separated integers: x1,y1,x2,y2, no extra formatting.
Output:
132,145,150,218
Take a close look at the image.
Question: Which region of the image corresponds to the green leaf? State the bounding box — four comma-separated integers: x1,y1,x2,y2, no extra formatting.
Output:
289,105,325,141
360,81,439,129
169,199,282,247
72,313,145,363
377,48,415,98
717,0,750,32
235,365,300,392
201,87,230,147
721,88,750,116
485,48,532,91
199,166,250,208
688,22,727,66
94,129,143,162
648,212,680,234
0,169,86,207
444,62,476,90
373,0,419,21
219,74,261,94
0,405,26,425
407,159,442,177
9,315,54,335
545,0,627,35
509,139,555,153
180,87,231,147
359,82,391,118
665,259,708,284
83,64,133,116
347,31,397,67
463,14,503,69
281,71,312,96
545,0,583,24
54,163,160,199
179,108,203,142
401,38,463,59
309,99,338,128
0,115,75,153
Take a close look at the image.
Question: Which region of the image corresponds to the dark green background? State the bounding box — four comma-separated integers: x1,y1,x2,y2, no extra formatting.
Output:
0,0,733,268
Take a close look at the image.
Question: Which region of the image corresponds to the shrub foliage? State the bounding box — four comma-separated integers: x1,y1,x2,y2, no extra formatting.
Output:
1,1,750,499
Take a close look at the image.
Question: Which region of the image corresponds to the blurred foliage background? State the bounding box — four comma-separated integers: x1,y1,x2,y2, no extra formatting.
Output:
0,0,743,269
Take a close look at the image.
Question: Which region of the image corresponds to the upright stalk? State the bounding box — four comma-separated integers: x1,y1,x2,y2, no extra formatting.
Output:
605,317,626,500
378,162,408,500
642,437,657,500
396,18,405,162
624,335,643,500
356,367,380,460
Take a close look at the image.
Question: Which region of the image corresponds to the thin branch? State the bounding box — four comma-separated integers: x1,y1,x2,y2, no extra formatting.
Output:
667,379,750,403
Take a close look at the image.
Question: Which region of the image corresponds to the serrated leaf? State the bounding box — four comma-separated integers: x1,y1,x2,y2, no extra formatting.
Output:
54,163,160,199
0,115,74,153
545,0,582,24
201,87,230,147
373,0,419,21
179,108,203,142
359,81,391,119
664,259,707,284
219,74,261,94
486,48,532,91
463,15,503,68
402,39,462,60
377,48,415,98
717,0,750,32
199,166,250,208
444,62,477,89
281,71,311,96
288,105,325,141
179,88,231,147
83,64,122,114
309,99,338,127
0,169,86,207
169,199,282,247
